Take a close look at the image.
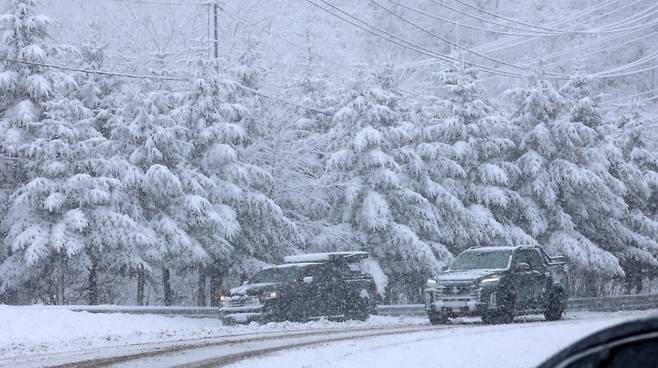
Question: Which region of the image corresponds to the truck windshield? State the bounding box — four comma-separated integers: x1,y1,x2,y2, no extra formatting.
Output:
450,250,512,270
249,266,313,284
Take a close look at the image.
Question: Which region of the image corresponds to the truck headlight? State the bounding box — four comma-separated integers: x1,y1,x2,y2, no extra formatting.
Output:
261,291,280,301
426,278,437,288
478,277,500,287
219,295,226,303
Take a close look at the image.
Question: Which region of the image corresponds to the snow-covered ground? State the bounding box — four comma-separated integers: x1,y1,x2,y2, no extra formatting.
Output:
2,305,656,368
0,305,424,361
227,311,658,368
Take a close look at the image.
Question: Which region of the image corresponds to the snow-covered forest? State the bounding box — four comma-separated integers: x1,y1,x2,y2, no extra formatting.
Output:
1,0,657,306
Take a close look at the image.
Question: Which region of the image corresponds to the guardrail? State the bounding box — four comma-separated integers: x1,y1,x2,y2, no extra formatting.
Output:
376,293,658,316
62,293,658,319
66,305,220,319
567,293,658,312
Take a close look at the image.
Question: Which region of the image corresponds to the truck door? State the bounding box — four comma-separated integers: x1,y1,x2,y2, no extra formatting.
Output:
525,248,551,305
321,263,350,317
510,250,536,308
306,265,330,318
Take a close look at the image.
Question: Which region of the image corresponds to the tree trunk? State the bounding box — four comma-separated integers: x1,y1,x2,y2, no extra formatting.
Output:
137,266,145,306
163,268,172,306
88,258,98,305
197,268,207,306
57,256,67,305
209,271,223,307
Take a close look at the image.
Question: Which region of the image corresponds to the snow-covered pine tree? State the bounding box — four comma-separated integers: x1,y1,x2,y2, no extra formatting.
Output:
248,65,340,255
1,76,155,304
0,0,69,303
506,75,629,296
0,0,55,227
111,59,241,305
180,57,300,296
322,69,448,302
599,106,658,293
417,64,532,253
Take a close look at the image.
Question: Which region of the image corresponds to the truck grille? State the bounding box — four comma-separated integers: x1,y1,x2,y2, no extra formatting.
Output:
434,284,477,297
223,295,260,308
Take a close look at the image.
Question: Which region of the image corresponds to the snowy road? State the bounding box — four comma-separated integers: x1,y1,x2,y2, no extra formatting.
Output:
226,311,656,368
2,309,655,368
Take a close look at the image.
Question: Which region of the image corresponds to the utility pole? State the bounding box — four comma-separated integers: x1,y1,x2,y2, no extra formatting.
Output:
213,0,219,60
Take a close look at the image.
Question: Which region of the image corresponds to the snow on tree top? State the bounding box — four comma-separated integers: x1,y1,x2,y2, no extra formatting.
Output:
283,252,369,264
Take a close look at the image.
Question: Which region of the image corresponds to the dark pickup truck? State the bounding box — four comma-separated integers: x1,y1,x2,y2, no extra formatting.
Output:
424,245,568,324
220,252,379,324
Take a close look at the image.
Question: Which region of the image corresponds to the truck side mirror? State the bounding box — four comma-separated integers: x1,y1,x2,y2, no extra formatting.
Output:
515,262,530,272
303,276,314,284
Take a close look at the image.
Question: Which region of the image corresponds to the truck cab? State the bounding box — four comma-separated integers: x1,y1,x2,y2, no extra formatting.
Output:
221,252,378,324
424,245,568,324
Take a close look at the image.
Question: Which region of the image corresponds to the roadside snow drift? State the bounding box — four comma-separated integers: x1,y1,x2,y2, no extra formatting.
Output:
0,305,424,360
0,305,220,357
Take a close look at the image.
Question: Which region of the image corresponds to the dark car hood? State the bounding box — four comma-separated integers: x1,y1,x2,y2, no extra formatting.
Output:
229,282,281,296
436,269,503,283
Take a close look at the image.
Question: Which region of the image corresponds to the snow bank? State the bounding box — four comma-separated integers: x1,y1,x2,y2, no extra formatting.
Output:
0,305,424,359
0,305,215,346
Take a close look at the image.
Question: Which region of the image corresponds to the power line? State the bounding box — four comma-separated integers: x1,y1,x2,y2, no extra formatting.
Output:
0,57,332,115
394,0,658,74
428,0,658,35
106,0,209,6
1,57,189,81
305,0,526,79
447,0,580,34
604,87,658,104
594,63,658,79
475,0,651,53
385,0,568,38
594,3,658,31
370,0,570,78
449,0,658,34
426,0,573,35
593,50,658,76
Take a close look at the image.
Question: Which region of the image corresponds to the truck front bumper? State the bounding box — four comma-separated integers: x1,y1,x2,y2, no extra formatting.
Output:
221,295,277,324
424,287,495,317
220,304,272,324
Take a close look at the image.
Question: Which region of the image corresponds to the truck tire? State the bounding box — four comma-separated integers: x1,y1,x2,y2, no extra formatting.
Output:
428,312,449,325
345,298,371,321
544,290,565,321
483,292,515,324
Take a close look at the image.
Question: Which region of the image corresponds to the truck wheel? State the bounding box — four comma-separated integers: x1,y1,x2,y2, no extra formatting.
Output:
429,313,449,325
544,291,565,321
483,293,515,324
345,300,370,321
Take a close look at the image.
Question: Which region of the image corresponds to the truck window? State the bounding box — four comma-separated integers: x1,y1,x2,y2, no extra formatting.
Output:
526,249,546,270
249,266,306,284
512,250,530,267
451,250,513,270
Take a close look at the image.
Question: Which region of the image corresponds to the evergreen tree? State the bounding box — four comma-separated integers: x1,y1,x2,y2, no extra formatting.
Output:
601,107,658,292
1,82,153,304
323,69,448,302
418,65,532,253
0,0,56,200
181,58,300,297
506,76,630,295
